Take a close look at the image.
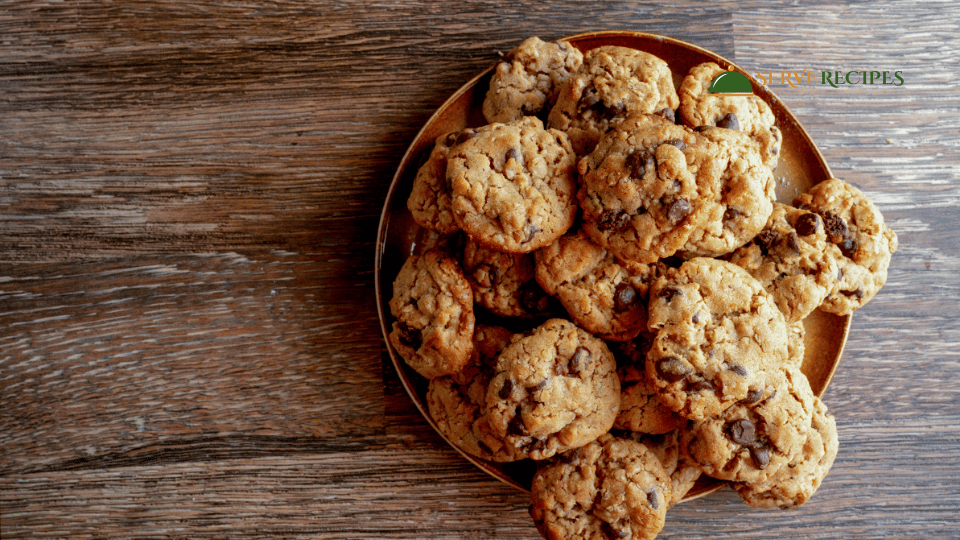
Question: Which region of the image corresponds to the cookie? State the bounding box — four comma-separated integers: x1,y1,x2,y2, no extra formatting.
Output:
682,365,817,484
407,132,460,234
678,126,776,258
530,433,671,540
388,248,476,379
645,257,789,420
535,231,663,341
461,237,541,318
727,202,842,323
734,395,838,509
577,113,724,265
447,117,579,253
786,319,806,367
483,37,584,124
615,428,702,508
678,62,781,169
426,324,515,460
793,178,898,315
481,318,620,461
548,45,679,155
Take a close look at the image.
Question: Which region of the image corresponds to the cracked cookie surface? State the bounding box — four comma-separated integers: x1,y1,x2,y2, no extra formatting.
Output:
447,117,578,253
548,45,679,155
793,178,898,315
388,248,476,379
530,433,671,540
483,36,584,124
481,318,620,462
645,257,789,420
577,114,724,265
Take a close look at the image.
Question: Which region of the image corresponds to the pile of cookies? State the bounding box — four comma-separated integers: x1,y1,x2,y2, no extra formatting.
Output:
388,36,897,540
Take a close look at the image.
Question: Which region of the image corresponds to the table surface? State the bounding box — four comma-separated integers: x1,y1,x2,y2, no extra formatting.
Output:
3,1,959,538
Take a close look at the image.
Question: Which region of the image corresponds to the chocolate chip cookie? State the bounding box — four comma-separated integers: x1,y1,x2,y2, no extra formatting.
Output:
679,126,776,258
727,202,842,323
481,318,620,462
645,257,789,420
483,37,584,124
614,363,687,435
682,365,817,484
793,178,898,315
678,62,781,169
447,117,578,253
734,395,839,509
388,248,476,379
548,45,679,155
577,113,725,265
535,231,663,341
530,433,671,540
461,237,541,318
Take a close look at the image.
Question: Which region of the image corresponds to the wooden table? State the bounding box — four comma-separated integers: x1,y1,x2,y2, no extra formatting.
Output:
3,1,958,538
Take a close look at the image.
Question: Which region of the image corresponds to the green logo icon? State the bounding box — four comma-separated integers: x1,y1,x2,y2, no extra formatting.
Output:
708,70,753,95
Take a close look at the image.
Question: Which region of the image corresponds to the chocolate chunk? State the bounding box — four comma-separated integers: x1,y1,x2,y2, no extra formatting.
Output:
499,378,514,399
659,286,683,301
716,112,740,130
687,379,715,393
783,231,801,254
656,357,692,383
667,198,692,222
794,212,822,237
508,410,527,436
454,129,477,146
613,282,638,312
755,229,780,254
692,311,701,324
729,364,749,377
578,85,601,111
842,287,865,299
568,346,591,376
724,207,742,222
505,147,524,166
601,521,630,539
663,138,687,151
625,150,656,180
647,489,661,510
750,445,771,469
530,379,548,392
597,209,631,232
821,211,850,244
518,281,553,316
742,388,765,404
839,237,859,258
655,107,676,123
395,322,422,350
728,419,757,445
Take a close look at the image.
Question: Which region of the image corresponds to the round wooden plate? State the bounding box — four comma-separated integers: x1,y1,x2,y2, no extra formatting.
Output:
375,30,851,500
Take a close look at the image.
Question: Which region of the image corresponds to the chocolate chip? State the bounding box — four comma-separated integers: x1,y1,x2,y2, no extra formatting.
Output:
395,322,422,350
716,112,740,130
647,489,661,510
783,231,801,254
755,229,780,254
656,357,692,383
729,364,749,377
499,378,514,399
508,411,527,436
694,125,713,132
505,147,524,167
724,207,742,222
601,521,630,539
578,85,601,111
728,419,757,445
795,212,822,236
821,211,850,244
597,209,631,232
568,346,590,376
525,223,540,242
842,287,865,299
742,388,765,404
518,281,553,316
655,107,676,123
663,138,687,151
750,445,771,469
530,379,548,392
839,237,859,258
613,283,638,312
525,438,547,453
667,198,692,222
692,311,701,324
687,379,715,393
454,129,477,146
444,132,459,147
625,150,656,180
659,286,683,301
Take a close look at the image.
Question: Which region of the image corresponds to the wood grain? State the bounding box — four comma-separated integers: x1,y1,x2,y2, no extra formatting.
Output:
2,0,960,538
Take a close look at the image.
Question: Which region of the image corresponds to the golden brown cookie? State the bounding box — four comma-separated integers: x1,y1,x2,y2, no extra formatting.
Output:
407,132,460,234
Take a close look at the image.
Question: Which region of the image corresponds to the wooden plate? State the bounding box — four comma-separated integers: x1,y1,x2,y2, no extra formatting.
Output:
375,30,851,500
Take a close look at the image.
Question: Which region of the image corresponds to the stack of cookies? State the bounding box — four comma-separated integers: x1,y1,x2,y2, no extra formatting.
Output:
388,36,898,540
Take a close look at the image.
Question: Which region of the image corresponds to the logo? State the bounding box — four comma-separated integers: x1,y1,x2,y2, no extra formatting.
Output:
708,70,753,95
756,68,904,89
